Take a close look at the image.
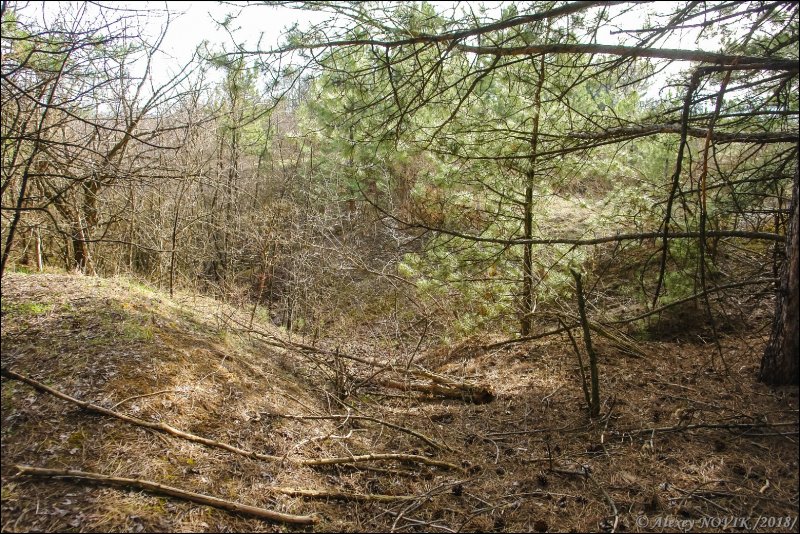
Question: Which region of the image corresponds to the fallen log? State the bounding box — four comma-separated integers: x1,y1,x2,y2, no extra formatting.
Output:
232,320,495,404
379,378,495,404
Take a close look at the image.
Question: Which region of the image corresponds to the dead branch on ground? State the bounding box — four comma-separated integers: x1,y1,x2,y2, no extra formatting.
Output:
272,486,416,502
379,377,494,404
265,412,449,450
587,470,620,533
616,420,798,436
235,319,495,403
1,367,460,471
14,465,317,525
300,453,460,470
0,367,283,462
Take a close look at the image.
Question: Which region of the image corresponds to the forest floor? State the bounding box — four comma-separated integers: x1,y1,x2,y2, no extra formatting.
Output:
1,272,798,533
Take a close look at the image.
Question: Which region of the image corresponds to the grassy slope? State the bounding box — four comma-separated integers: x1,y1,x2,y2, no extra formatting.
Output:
1,272,798,533
0,272,336,532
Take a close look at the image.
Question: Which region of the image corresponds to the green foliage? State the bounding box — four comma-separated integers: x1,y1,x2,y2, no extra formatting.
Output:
294,1,671,338
4,1,794,345
206,51,272,156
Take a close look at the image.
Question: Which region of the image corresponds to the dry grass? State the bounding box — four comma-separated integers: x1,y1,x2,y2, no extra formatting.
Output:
1,272,798,532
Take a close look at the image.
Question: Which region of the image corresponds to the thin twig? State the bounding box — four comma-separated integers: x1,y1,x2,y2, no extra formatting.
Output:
587,471,619,533
266,411,449,451
617,420,798,436
111,389,179,409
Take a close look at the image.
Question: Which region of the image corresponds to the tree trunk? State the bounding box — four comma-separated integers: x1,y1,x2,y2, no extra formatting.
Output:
35,226,43,271
572,269,600,417
0,169,31,277
521,55,545,336
760,164,799,385
71,221,91,274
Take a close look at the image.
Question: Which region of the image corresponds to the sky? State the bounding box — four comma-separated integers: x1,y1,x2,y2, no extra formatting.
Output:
15,2,721,99
144,2,321,85
155,2,316,61
150,1,713,96
13,1,321,87
154,2,715,52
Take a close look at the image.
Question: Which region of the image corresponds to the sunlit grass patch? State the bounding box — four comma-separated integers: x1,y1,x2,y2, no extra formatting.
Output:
1,301,53,316
117,321,155,342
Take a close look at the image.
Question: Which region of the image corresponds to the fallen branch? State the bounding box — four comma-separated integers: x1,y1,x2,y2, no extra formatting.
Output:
482,278,774,351
14,465,317,525
1,367,458,471
0,367,282,462
482,324,574,350
616,421,798,436
379,378,494,404
271,486,415,502
266,412,449,451
607,278,775,326
587,471,619,533
299,452,461,471
234,319,494,404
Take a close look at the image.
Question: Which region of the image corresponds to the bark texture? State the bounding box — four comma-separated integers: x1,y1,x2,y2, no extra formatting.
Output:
760,165,799,385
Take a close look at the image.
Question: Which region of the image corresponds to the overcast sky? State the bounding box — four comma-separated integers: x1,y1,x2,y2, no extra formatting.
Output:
150,1,708,100
17,2,721,100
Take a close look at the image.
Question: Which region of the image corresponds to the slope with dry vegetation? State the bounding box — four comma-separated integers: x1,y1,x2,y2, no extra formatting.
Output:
1,271,797,532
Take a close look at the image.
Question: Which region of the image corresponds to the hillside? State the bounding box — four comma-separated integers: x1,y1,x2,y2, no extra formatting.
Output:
1,272,798,532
